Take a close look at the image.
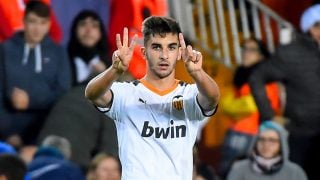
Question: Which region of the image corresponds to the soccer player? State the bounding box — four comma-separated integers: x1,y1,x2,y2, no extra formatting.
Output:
85,16,220,180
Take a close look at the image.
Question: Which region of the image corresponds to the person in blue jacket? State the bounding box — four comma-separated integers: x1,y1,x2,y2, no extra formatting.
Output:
28,135,85,180
0,1,71,145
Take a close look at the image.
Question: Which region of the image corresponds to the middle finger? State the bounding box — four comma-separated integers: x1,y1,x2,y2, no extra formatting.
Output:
123,27,129,47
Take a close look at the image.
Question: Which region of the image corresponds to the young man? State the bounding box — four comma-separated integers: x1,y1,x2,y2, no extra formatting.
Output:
85,16,220,179
1,1,71,144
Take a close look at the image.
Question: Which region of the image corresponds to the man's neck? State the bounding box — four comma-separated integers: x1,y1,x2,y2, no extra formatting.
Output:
27,43,37,48
24,36,40,48
142,75,177,91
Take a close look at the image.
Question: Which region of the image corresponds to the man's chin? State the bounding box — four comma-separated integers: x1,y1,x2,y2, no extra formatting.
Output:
29,36,45,44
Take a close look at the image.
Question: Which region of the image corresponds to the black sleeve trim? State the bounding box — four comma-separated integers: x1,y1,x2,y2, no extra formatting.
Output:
196,95,218,117
94,90,114,113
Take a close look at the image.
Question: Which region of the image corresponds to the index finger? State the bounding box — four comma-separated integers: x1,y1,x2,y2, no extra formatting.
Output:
116,34,122,49
179,33,186,49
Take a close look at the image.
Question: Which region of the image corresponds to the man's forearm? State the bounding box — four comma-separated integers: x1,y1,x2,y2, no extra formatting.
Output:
85,66,123,105
248,73,275,120
191,69,220,110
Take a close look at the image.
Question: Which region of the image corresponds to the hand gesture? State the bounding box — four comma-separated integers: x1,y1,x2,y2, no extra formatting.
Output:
11,87,29,110
112,27,137,72
179,33,203,75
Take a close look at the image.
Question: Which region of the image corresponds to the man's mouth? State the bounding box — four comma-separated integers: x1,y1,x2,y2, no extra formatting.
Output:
159,63,169,69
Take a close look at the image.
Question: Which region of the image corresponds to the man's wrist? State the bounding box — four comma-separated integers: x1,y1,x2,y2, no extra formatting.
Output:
189,69,204,80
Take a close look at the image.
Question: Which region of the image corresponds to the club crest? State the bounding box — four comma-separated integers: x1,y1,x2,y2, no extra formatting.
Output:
172,95,184,111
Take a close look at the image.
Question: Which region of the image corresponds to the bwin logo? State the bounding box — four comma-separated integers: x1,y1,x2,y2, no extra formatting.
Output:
141,120,186,139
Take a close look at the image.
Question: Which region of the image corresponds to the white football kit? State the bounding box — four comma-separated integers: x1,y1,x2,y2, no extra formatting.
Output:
97,80,216,180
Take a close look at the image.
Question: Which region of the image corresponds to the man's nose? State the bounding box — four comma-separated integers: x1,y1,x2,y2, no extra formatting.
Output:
160,49,169,59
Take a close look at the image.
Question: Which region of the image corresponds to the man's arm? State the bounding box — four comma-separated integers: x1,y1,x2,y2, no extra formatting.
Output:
179,34,220,111
248,58,286,121
85,64,123,108
193,69,220,111
85,28,137,107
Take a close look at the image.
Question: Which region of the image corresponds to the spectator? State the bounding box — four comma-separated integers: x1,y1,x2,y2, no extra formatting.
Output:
219,38,281,178
0,1,71,145
51,0,111,45
249,4,320,180
28,135,85,180
0,154,27,180
0,0,63,43
227,121,307,180
86,153,121,180
67,10,111,85
38,85,118,170
39,10,116,171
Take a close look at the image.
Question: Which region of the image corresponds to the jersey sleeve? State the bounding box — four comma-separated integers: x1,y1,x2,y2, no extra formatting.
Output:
96,82,132,121
184,84,217,120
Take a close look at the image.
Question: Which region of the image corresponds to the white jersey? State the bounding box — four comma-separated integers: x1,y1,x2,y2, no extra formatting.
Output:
97,80,215,180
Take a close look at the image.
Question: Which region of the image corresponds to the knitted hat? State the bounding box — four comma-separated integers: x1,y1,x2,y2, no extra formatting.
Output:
259,121,282,134
300,4,320,33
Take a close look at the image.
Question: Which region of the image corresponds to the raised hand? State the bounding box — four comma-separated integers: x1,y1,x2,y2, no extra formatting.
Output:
179,33,203,75
112,27,137,72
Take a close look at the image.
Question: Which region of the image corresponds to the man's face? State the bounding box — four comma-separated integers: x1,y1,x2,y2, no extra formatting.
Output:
241,40,262,67
310,22,320,45
95,157,121,180
76,17,101,48
24,12,50,44
141,33,181,79
257,130,281,159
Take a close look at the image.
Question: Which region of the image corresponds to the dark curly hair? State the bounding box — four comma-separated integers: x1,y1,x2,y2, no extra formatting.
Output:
142,16,182,46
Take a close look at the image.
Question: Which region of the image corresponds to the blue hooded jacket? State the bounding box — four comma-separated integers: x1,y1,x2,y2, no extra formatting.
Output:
0,32,71,141
28,147,85,180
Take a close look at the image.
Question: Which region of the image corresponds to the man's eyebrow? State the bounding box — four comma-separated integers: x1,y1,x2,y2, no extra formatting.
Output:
151,43,161,46
150,42,179,47
168,43,179,46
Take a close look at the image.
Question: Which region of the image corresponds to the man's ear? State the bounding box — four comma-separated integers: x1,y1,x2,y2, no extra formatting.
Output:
141,47,146,59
